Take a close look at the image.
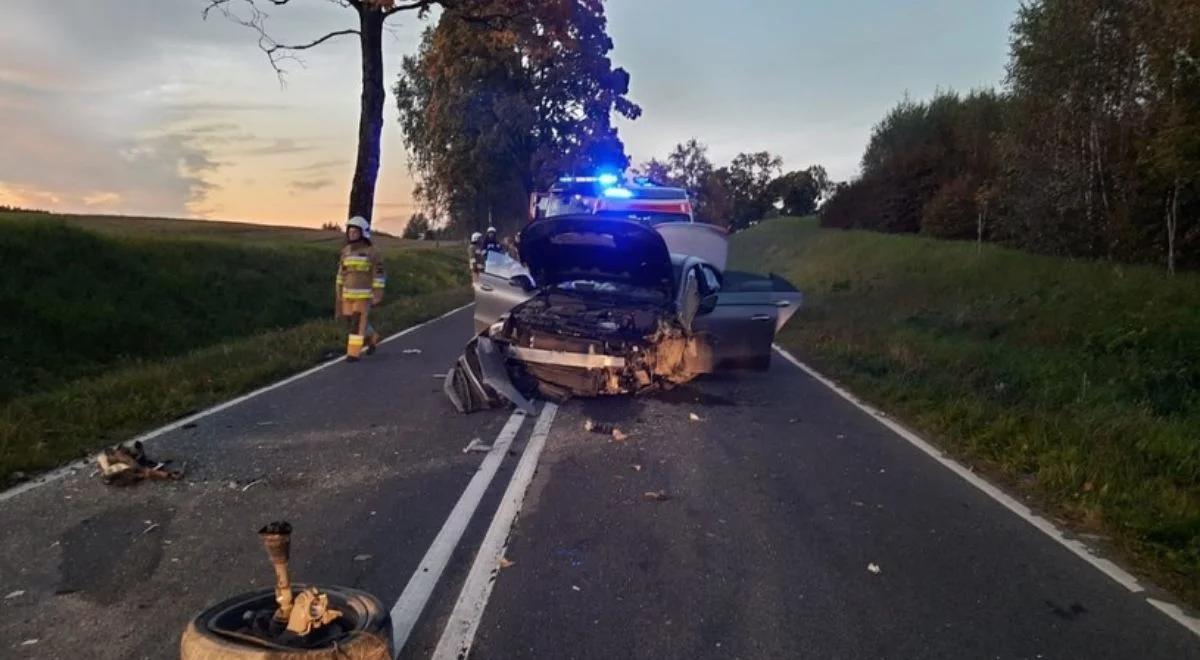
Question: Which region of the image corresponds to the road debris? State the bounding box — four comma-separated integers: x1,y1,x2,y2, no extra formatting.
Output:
141,522,160,536
241,478,265,492
689,412,703,422
95,442,183,486
631,464,643,472
499,557,515,569
462,437,492,453
21,639,38,646
643,489,672,502
5,590,24,599
584,419,630,442
571,585,581,592
867,563,882,574
402,348,423,355
353,554,372,562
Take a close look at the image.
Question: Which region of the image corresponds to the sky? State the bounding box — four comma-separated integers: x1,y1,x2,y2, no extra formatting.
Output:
0,0,1021,234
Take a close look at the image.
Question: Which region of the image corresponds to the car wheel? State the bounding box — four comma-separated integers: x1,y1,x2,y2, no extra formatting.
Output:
180,585,391,659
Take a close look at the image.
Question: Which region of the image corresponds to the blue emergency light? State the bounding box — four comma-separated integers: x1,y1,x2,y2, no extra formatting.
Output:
597,173,619,186
602,187,634,199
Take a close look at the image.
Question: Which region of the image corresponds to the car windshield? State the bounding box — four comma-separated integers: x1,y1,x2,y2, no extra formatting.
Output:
593,210,691,226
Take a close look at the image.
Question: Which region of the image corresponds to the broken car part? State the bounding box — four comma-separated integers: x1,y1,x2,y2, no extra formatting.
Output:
179,522,391,659
448,215,802,412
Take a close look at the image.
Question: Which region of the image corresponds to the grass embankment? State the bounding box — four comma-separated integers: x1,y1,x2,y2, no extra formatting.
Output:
0,212,470,481
730,217,1200,605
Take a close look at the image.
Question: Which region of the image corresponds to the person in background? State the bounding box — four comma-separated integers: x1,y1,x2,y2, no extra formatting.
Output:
469,231,485,282
484,226,501,253
334,216,386,361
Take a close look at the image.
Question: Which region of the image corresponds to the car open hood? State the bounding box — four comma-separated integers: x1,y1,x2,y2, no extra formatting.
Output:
520,215,675,297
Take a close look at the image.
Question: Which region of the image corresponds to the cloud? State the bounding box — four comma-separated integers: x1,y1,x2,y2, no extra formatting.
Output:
242,138,315,157
288,178,334,192
83,192,122,206
288,158,345,172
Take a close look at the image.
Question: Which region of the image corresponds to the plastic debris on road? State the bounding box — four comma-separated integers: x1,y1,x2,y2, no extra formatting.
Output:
462,438,492,453
585,419,629,442
95,441,183,486
402,348,423,355
689,412,702,422
499,557,515,569
867,563,882,574
5,590,24,600
643,490,672,502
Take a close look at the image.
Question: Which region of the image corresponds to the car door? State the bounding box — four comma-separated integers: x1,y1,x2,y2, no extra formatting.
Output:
474,250,536,333
692,265,801,371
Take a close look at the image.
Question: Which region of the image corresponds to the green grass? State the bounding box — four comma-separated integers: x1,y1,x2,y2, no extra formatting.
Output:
0,212,466,402
731,216,1200,606
0,211,470,481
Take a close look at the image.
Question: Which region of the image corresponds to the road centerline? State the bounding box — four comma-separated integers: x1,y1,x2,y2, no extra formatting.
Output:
430,402,560,660
389,407,529,653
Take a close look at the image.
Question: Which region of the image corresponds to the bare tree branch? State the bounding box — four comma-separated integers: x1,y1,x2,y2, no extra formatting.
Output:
203,0,362,83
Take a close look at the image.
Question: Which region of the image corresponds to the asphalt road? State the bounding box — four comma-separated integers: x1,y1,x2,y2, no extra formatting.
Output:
0,305,1196,659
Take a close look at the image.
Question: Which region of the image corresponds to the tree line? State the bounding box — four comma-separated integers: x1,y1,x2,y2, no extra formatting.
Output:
637,140,831,230
822,0,1200,273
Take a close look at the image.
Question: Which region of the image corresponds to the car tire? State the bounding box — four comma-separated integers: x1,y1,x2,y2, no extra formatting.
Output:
179,585,391,659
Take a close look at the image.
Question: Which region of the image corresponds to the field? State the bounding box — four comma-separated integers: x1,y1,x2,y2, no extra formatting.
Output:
0,211,470,480
730,217,1200,604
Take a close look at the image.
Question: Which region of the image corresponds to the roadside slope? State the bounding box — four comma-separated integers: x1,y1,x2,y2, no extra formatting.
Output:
0,212,469,482
729,217,1200,605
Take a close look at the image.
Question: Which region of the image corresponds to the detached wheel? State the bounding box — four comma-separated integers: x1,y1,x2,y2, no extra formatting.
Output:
180,585,391,659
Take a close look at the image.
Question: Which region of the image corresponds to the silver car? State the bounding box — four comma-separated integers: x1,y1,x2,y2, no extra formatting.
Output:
444,215,801,413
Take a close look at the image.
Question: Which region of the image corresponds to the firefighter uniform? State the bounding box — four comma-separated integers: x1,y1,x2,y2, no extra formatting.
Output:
336,216,386,361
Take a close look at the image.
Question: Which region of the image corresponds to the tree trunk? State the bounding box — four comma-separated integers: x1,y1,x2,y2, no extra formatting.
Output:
348,8,385,225
1167,177,1179,276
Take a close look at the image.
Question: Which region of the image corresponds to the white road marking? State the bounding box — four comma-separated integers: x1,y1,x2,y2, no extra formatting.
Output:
772,344,1200,637
0,303,474,504
430,402,559,660
388,409,529,653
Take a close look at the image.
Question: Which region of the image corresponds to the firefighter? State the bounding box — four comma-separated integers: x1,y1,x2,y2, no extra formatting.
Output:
484,226,501,253
469,231,486,281
335,216,386,361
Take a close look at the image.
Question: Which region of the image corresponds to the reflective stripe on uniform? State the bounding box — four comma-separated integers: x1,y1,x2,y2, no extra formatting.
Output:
336,274,344,286
342,256,372,271
342,288,373,300
347,334,364,346
373,277,386,288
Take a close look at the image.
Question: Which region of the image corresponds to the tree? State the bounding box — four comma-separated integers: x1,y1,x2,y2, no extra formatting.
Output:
725,151,783,230
204,0,455,226
402,212,432,239
395,0,640,237
769,165,832,217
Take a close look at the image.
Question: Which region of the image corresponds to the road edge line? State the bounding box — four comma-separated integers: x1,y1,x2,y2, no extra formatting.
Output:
0,302,474,504
429,402,559,660
772,344,1200,637
388,408,529,653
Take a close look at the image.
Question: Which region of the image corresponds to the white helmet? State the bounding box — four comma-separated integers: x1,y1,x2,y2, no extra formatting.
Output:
470,231,482,243
486,226,497,235
347,216,371,241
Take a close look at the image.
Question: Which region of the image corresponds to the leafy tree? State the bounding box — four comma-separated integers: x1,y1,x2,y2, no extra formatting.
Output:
402,212,432,239
395,0,640,237
725,151,783,230
769,165,832,217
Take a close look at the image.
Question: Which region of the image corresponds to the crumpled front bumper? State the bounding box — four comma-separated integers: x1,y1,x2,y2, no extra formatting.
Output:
443,336,537,415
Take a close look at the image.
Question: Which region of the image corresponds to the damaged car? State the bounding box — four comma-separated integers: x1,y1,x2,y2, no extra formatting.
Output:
444,214,801,413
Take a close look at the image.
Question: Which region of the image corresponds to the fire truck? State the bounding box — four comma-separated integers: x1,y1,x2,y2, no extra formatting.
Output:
529,174,694,225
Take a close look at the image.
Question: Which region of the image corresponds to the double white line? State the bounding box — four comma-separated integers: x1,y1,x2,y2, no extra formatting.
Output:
389,402,560,658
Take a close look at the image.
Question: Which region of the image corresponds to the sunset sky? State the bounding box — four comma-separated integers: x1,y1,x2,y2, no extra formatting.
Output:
0,1,1020,235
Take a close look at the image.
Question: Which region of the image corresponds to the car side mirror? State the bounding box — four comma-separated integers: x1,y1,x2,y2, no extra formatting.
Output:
509,274,536,292
698,293,719,316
